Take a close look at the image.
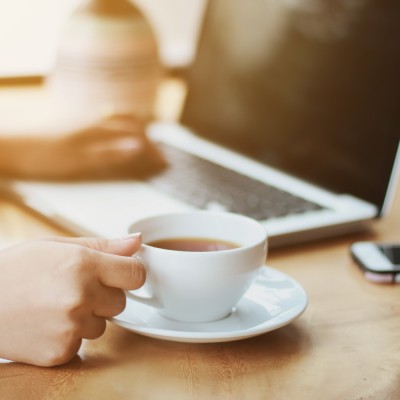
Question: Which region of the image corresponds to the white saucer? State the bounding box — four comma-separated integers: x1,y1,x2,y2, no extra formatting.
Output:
110,267,308,343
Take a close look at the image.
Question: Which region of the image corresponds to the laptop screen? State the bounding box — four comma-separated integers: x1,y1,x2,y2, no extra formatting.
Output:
181,0,400,212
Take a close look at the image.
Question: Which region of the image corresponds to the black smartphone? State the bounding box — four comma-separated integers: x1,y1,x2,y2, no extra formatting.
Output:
350,242,400,283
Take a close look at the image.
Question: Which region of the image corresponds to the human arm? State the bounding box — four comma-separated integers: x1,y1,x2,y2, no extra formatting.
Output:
0,114,165,180
0,235,145,366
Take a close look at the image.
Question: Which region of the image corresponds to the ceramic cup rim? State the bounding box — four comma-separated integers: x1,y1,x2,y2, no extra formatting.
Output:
128,211,268,255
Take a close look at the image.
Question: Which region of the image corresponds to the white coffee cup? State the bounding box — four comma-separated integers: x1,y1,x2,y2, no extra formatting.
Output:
127,211,267,323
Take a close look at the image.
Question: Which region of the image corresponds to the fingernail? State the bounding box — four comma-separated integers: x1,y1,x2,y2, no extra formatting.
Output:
120,232,142,240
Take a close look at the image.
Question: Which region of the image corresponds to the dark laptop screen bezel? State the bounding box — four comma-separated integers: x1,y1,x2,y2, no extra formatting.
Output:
180,0,400,213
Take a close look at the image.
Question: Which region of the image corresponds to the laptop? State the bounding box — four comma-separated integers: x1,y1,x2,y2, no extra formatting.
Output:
2,0,400,247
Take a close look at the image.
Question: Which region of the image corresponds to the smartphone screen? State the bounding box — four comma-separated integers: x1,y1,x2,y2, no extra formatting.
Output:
351,242,400,283
378,245,400,266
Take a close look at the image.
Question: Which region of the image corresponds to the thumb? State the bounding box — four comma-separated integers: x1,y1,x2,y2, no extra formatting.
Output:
45,233,142,256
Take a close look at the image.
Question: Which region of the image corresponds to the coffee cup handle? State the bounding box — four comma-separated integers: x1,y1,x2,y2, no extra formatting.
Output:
125,290,161,308
124,255,161,308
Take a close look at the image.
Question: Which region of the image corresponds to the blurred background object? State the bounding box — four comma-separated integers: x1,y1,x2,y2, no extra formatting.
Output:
0,0,207,80
0,0,194,180
0,0,193,131
47,0,162,120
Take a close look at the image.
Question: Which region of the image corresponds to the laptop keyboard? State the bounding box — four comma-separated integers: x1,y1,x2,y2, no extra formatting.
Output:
148,143,324,221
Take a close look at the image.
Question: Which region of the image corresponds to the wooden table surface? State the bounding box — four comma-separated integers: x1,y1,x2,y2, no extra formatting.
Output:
0,82,399,400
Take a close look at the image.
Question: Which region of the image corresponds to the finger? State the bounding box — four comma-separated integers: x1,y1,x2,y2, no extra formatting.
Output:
94,253,146,290
80,316,107,340
43,236,147,289
82,114,145,139
93,286,126,318
87,137,143,155
78,136,151,175
83,138,145,169
69,123,144,146
70,122,165,177
46,235,142,257
99,114,144,134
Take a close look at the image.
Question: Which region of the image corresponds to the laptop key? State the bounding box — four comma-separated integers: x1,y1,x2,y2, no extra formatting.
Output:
148,143,325,221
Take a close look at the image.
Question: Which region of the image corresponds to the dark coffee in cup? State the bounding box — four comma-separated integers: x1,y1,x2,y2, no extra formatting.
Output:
147,237,240,252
